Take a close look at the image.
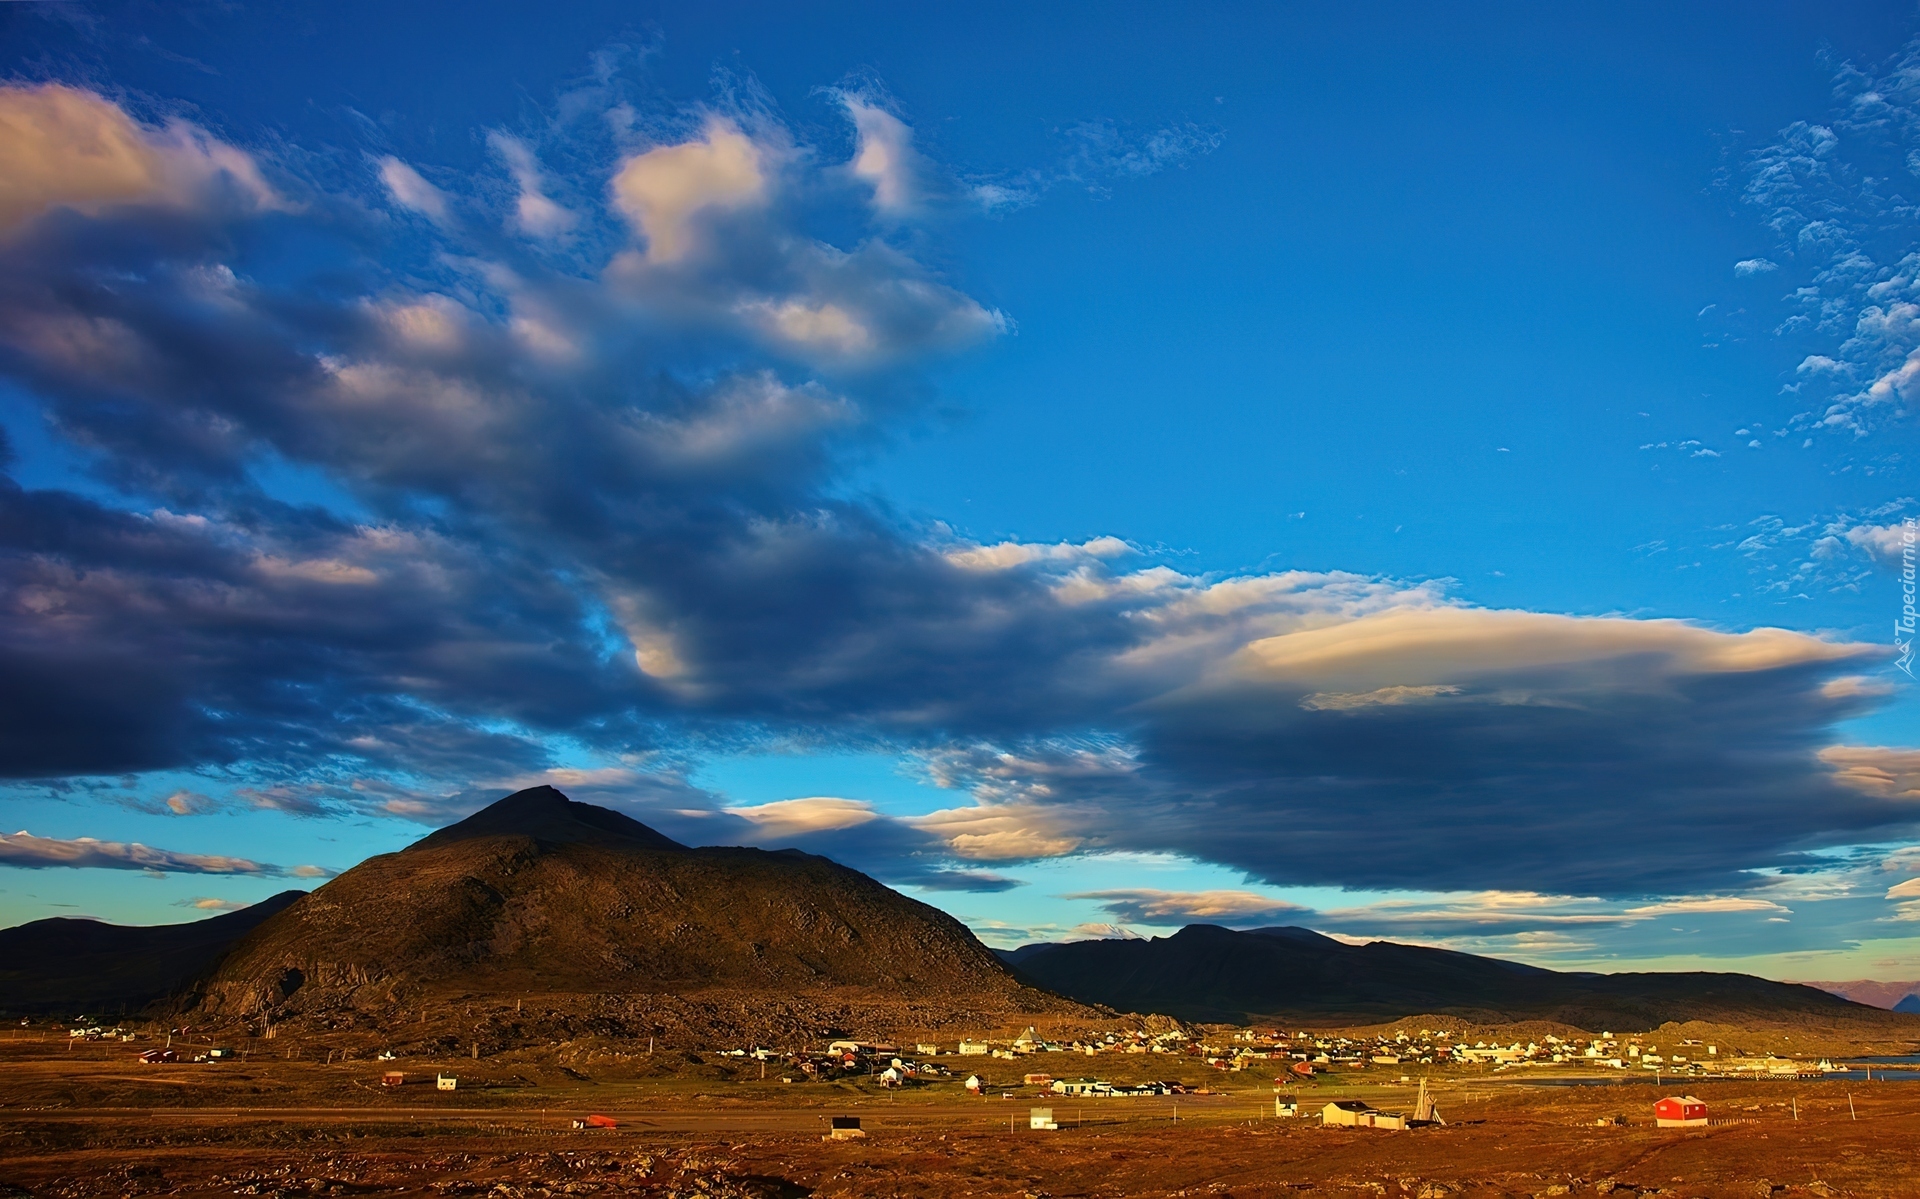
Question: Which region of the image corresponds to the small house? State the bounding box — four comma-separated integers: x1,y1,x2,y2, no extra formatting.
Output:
878,1066,904,1088
1654,1096,1707,1128
964,1074,983,1093
381,1071,405,1087
957,1041,990,1055
1023,1072,1054,1087
827,1116,866,1141
1029,1107,1057,1130
436,1075,457,1092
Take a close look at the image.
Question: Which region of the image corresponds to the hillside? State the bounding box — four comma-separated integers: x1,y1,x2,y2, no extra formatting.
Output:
1000,924,1919,1031
0,890,303,1016
188,786,1081,1043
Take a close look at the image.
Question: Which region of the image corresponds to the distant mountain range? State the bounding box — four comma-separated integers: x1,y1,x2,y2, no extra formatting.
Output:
1795,979,1920,1013
0,890,303,1015
7,790,1916,1040
1000,924,1917,1030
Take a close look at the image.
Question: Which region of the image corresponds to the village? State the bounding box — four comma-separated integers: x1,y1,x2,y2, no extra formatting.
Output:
48,1013,1862,1089
12,1014,1920,1196
686,1023,1859,1096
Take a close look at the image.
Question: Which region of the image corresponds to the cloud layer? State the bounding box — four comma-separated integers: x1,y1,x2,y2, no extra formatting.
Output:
0,78,1913,910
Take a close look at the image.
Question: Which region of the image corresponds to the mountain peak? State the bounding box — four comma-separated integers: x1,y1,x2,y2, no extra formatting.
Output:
405,785,686,854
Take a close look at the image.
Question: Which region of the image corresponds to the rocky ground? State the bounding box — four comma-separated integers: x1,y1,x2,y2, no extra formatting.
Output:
2,1037,1916,1198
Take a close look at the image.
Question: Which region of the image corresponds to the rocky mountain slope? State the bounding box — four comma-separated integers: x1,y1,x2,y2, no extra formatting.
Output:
186,786,1082,1043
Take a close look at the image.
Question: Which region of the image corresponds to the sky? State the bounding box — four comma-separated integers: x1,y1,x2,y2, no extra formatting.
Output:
2,0,1920,983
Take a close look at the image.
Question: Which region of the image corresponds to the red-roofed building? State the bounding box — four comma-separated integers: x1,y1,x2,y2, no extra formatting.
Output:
1654,1095,1707,1127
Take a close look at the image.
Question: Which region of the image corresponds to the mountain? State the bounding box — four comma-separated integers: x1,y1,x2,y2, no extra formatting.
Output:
190,786,1078,1042
1794,979,1920,1011
1897,994,1920,1015
0,890,303,1016
999,924,1914,1030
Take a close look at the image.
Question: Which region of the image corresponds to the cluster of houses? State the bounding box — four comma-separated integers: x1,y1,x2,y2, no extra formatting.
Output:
707,1025,1841,1088
1201,1028,1821,1079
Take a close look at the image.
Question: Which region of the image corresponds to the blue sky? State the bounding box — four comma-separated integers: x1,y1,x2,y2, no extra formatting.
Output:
2,0,1920,983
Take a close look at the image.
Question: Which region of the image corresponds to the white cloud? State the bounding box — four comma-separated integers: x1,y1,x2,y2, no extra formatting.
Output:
945,536,1134,571
1219,605,1863,694
488,132,577,239
1299,683,1463,711
0,83,284,235
1822,745,1920,801
1735,258,1779,275
376,156,451,223
734,297,873,355
1065,887,1309,925
844,98,919,214
609,119,767,262
1622,896,1790,917
725,796,878,841
1843,520,1914,563
911,800,1084,861
178,896,251,911
0,830,299,875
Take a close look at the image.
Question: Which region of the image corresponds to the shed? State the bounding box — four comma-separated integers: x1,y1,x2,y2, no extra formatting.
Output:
1024,1073,1054,1087
964,1074,983,1093
381,1071,405,1087
1029,1107,1057,1130
570,1114,617,1129
1654,1095,1707,1127
826,1116,867,1141
436,1074,457,1091
1321,1100,1376,1127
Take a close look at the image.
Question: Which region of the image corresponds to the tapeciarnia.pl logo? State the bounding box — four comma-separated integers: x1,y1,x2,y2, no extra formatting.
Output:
1898,516,1917,678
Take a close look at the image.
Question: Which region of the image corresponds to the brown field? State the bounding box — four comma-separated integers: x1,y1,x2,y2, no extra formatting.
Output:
4,1033,1919,1198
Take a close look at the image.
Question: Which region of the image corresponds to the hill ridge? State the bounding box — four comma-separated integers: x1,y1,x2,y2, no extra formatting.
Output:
1001,922,1918,1031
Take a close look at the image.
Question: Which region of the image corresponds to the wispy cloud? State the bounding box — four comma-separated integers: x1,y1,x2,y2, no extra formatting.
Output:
0,830,328,877
1065,888,1308,927
968,117,1224,213
1736,38,1920,437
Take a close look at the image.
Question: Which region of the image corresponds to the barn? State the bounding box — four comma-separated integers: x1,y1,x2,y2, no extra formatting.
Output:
1654,1095,1707,1127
